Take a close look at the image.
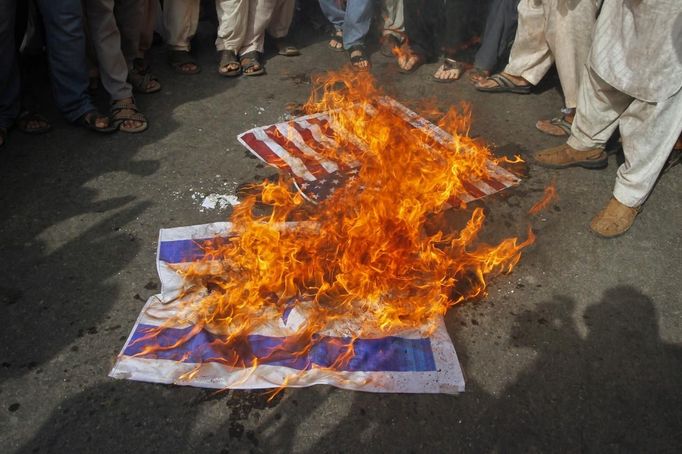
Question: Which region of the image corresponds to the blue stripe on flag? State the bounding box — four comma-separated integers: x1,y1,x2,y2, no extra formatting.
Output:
158,236,233,263
124,324,437,372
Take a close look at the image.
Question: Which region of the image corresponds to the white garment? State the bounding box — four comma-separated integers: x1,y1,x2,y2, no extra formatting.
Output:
568,67,682,207
504,0,600,108
382,0,405,38
589,0,682,103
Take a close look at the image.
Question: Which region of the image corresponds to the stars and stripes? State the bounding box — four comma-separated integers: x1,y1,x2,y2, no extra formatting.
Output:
238,97,520,204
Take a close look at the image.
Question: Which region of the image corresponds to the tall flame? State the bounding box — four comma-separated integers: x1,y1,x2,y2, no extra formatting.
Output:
140,69,534,372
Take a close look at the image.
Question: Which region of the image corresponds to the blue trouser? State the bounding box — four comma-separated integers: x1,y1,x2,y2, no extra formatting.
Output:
318,0,373,49
36,0,94,122
0,0,20,129
474,0,519,71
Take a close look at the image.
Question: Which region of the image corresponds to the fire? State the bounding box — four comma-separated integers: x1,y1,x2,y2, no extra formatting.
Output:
528,180,558,215
136,69,534,376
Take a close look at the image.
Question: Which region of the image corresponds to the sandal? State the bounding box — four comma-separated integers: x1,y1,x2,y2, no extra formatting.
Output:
475,72,532,94
397,47,425,74
218,50,241,77
240,51,265,76
329,29,344,52
167,50,201,75
274,38,300,57
431,57,463,83
536,116,573,137
380,33,402,57
129,61,161,94
348,45,370,72
17,111,52,134
111,98,148,134
76,110,117,133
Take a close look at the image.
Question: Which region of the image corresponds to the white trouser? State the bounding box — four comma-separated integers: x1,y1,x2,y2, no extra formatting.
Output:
504,0,598,109
382,0,404,39
568,66,682,207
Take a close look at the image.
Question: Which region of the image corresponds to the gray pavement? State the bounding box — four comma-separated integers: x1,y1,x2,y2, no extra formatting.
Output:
1,25,681,454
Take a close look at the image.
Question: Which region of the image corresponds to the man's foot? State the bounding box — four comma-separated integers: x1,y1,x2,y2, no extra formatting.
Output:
218,50,241,77
274,38,300,57
129,60,162,94
468,67,491,84
348,45,370,71
77,110,116,133
432,58,463,82
534,143,608,169
397,47,424,73
17,111,51,134
590,197,640,238
167,50,201,75
474,72,532,93
329,29,344,52
536,110,575,137
111,97,148,133
240,51,265,76
380,33,402,57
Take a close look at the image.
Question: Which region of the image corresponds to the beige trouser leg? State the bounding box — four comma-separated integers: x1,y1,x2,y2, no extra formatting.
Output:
505,0,598,108
382,0,405,39
543,0,599,109
84,0,142,100
240,0,295,55
163,0,200,51
568,66,682,207
138,0,159,58
215,0,249,52
504,0,552,85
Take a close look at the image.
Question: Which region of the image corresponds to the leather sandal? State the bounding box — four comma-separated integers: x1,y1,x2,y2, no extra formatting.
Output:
589,197,640,238
533,144,608,169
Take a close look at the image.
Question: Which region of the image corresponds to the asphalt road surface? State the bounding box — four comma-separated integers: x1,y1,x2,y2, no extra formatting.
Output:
1,24,681,454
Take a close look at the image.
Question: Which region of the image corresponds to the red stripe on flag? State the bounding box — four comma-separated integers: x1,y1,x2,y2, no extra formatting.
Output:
481,176,507,191
240,132,290,172
461,180,487,199
263,125,328,179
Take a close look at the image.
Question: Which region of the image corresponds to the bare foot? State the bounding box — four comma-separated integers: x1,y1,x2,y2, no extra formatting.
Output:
397,50,424,72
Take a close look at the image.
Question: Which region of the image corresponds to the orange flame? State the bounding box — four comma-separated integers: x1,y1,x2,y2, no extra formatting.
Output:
528,180,558,216
139,69,534,378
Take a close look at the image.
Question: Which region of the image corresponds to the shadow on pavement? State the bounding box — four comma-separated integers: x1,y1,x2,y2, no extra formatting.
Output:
15,286,682,452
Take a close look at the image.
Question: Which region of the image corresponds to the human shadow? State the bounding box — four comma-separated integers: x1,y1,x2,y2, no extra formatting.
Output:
241,285,682,453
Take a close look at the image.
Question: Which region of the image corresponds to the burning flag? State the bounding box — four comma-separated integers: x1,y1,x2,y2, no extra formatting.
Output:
110,70,533,394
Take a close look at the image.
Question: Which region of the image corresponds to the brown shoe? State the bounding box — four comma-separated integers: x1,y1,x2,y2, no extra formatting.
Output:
533,144,608,169
589,197,640,238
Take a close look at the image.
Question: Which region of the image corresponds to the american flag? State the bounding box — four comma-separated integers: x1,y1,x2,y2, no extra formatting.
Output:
238,96,519,204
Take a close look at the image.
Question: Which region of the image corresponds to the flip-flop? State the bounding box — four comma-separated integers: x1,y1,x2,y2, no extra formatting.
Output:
536,116,572,137
218,50,241,77
475,73,532,94
397,50,425,74
431,58,463,83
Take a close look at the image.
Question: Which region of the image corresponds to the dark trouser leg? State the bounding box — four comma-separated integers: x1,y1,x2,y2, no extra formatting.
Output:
0,0,20,129
474,0,519,70
440,0,475,59
36,0,94,122
403,0,441,59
